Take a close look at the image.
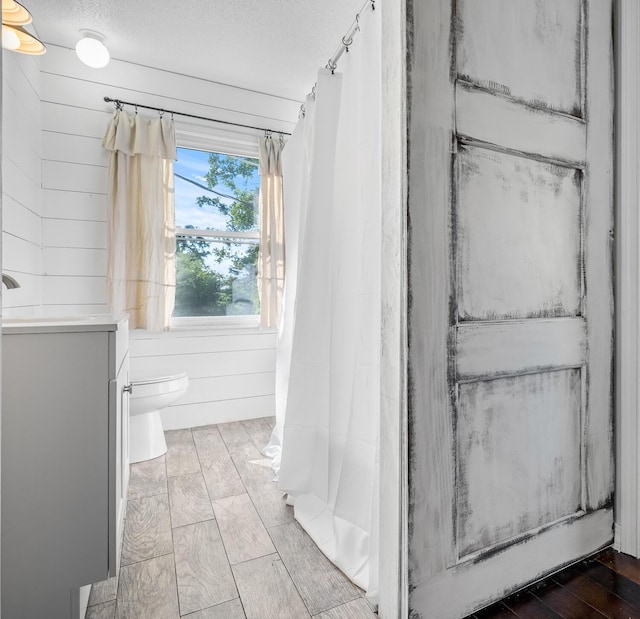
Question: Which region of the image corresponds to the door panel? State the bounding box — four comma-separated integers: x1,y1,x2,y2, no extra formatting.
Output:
457,369,583,558
456,318,586,379
456,84,586,164
406,0,613,616
456,0,584,115
457,145,583,320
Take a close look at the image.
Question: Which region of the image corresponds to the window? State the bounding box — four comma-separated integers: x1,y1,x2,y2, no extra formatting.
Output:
173,146,260,320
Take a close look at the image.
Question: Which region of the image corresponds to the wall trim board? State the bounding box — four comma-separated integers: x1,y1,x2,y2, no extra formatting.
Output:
2,44,43,315
3,196,42,245
160,395,276,429
379,1,407,617
3,159,41,218
41,45,298,134
41,304,109,315
615,0,640,558
41,189,106,223
130,332,277,357
129,348,276,380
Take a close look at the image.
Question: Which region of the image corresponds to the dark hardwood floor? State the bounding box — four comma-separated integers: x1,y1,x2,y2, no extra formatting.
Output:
468,549,640,619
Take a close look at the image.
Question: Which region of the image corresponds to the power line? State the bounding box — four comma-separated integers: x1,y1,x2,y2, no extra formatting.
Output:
174,173,255,208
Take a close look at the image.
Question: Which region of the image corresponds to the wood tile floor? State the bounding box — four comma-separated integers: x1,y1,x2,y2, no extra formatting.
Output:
468,548,640,619
86,417,377,619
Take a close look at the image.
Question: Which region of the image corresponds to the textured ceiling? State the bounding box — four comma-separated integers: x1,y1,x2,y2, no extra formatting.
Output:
24,0,366,102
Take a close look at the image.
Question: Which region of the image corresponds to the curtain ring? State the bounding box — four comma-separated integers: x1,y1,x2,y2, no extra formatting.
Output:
371,0,375,10
327,58,337,74
159,109,164,118
135,105,138,115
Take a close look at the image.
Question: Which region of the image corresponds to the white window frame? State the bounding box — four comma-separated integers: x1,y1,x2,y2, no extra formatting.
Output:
172,123,262,330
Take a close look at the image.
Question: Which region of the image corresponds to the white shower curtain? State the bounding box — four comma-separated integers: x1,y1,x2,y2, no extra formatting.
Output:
268,7,380,602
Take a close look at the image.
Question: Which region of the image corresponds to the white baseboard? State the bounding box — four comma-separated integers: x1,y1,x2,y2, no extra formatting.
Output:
614,522,622,552
160,395,275,429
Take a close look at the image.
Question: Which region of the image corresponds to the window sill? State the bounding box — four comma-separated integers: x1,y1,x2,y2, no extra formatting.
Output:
129,317,278,339
170,315,261,330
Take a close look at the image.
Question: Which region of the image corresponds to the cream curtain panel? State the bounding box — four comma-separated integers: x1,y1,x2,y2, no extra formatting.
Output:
103,109,177,331
258,135,285,329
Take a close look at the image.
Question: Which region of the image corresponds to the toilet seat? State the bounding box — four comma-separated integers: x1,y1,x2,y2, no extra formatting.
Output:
131,371,187,386
130,371,189,399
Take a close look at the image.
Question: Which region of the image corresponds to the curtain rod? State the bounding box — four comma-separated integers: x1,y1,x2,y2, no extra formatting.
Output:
103,96,291,136
300,0,375,118
326,0,375,73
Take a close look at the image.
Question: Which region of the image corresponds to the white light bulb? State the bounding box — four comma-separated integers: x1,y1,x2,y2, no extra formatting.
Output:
2,26,21,51
75,33,109,68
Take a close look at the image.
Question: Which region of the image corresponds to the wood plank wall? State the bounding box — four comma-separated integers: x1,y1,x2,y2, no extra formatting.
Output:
129,329,277,428
4,43,299,427
2,51,43,316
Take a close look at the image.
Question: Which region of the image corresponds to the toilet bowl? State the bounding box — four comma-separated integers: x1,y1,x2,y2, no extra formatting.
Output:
128,371,189,463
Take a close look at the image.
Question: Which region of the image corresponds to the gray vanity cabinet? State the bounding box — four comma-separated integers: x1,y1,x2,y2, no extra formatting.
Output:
1,315,129,619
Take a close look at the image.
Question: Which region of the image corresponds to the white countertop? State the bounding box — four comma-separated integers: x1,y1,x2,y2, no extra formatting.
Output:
2,314,129,335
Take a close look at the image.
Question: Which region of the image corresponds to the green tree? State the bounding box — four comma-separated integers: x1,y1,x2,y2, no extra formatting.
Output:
173,251,231,316
175,152,260,316
199,154,259,311
195,153,259,278
176,224,211,260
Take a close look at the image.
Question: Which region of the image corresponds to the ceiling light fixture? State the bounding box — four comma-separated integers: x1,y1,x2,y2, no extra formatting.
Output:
75,30,110,68
2,0,30,25
1,0,46,55
2,25,20,50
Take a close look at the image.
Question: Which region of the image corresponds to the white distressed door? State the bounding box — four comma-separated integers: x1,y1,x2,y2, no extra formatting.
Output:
406,1,614,617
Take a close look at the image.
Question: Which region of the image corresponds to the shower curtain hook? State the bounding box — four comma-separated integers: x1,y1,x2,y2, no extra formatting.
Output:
134,104,138,115
371,0,375,10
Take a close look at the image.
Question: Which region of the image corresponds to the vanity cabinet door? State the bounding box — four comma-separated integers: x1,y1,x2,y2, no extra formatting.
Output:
109,351,130,576
2,331,110,619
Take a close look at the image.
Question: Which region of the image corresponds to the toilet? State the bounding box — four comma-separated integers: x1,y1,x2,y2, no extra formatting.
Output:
128,371,189,463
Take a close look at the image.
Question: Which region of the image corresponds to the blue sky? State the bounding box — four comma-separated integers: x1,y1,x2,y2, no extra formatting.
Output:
174,147,259,231
174,147,259,276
